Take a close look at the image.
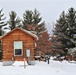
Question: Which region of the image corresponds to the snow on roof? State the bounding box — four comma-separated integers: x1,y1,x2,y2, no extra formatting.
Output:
0,27,38,40
21,28,38,40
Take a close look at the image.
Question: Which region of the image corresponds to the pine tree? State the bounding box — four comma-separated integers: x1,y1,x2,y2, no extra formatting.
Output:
23,10,33,25
32,9,46,36
51,36,66,56
0,9,7,36
33,9,42,24
37,22,46,36
8,11,21,30
53,7,76,55
22,9,46,36
65,8,76,47
22,10,33,29
53,11,67,52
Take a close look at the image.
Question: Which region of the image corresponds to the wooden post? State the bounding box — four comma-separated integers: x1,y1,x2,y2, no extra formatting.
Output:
24,58,26,69
47,56,50,64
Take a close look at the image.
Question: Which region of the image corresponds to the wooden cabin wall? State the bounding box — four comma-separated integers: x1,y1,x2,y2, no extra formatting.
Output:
2,29,35,61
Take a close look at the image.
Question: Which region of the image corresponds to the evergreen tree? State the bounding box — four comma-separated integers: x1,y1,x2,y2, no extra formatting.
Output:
53,11,68,51
53,7,76,55
22,9,46,36
37,22,46,36
22,10,33,29
0,9,7,36
65,8,76,47
23,10,33,25
8,11,21,30
33,8,42,24
52,11,67,55
32,9,46,36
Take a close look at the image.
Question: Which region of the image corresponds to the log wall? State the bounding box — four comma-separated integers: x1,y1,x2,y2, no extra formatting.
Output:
2,29,35,61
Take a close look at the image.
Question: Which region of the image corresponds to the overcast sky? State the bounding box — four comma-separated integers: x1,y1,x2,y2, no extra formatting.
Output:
0,0,76,34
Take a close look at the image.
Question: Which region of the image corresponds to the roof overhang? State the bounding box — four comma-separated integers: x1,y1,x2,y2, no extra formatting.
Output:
0,27,38,40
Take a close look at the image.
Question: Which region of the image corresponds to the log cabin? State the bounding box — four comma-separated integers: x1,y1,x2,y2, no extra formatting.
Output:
0,27,38,61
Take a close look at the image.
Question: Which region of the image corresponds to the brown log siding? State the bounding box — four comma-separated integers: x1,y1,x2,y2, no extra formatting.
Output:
2,29,35,61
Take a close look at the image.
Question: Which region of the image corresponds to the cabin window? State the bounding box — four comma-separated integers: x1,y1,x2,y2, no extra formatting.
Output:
14,41,23,56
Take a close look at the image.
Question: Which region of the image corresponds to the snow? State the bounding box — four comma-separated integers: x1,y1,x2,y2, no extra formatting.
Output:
13,61,28,66
0,59,76,75
2,24,11,34
22,28,38,40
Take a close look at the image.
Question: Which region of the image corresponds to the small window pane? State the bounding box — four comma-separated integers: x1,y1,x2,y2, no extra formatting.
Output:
14,42,22,49
15,49,22,55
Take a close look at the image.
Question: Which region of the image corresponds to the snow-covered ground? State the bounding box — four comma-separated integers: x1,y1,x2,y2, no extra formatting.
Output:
0,59,76,75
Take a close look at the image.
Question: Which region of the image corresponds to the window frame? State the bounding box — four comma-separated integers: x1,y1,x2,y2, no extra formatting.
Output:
14,41,23,56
